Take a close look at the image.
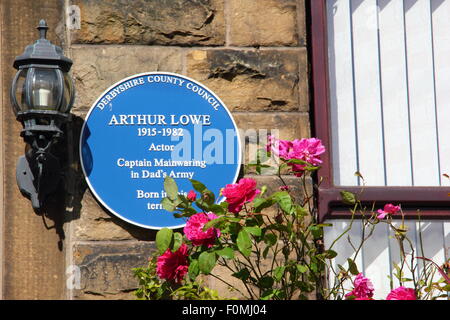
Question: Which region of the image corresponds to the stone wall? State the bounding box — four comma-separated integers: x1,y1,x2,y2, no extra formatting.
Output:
65,0,310,299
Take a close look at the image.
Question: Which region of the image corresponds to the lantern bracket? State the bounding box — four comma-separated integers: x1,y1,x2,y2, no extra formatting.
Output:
10,19,75,211
16,152,61,211
15,110,70,211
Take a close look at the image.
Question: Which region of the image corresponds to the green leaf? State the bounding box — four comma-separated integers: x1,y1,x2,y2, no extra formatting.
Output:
261,289,275,300
297,264,308,273
156,228,173,254
273,266,286,282
180,207,198,217
340,190,356,205
190,179,207,192
253,197,275,213
188,259,199,280
203,216,227,231
161,197,176,212
258,276,274,289
216,247,235,259
237,229,252,257
260,185,268,197
304,165,320,171
195,199,211,212
308,225,323,239
262,246,270,259
171,232,183,252
252,214,264,227
232,268,250,281
209,204,225,215
198,251,216,275
228,222,241,237
287,158,308,165
272,191,293,214
173,197,183,207
266,224,289,233
324,249,338,259
347,258,359,276
220,201,229,209
177,194,189,205
244,226,262,237
316,223,333,228
263,233,277,246
202,189,216,206
164,177,179,201
295,205,308,219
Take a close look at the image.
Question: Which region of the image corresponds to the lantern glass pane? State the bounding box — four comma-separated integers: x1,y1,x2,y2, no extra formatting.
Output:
13,69,29,114
61,72,74,113
30,68,60,110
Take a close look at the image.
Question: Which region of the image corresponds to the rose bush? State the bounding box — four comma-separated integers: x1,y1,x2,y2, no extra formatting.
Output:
134,136,450,300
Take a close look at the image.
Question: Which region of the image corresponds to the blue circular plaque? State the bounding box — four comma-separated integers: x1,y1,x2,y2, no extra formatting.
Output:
80,72,241,229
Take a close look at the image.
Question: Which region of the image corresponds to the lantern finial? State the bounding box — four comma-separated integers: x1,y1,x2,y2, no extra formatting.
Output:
37,19,48,40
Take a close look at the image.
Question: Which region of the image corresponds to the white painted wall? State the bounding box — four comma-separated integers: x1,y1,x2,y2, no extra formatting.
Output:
326,0,450,299
324,219,449,299
327,0,450,187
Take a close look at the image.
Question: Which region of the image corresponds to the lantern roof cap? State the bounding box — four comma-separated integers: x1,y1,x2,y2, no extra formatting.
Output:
13,20,72,72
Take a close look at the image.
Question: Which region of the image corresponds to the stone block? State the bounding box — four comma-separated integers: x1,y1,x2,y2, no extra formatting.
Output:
187,49,308,112
235,112,310,168
229,0,305,47
70,46,183,112
70,0,225,46
234,112,310,140
73,190,158,241
72,241,155,299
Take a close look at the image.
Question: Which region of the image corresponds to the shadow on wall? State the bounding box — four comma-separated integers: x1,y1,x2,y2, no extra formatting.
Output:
27,115,175,251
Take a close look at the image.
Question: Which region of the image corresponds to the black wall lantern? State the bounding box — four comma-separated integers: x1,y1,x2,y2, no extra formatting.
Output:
10,20,75,210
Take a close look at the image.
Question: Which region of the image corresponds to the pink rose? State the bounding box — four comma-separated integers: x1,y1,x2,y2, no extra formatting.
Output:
377,203,401,219
187,190,197,202
184,212,221,247
287,138,326,166
266,135,292,159
386,287,416,300
156,243,189,283
266,136,325,177
287,138,325,177
345,273,374,300
222,178,261,213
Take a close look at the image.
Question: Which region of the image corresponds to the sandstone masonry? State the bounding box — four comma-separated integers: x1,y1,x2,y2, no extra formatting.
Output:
66,0,310,299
